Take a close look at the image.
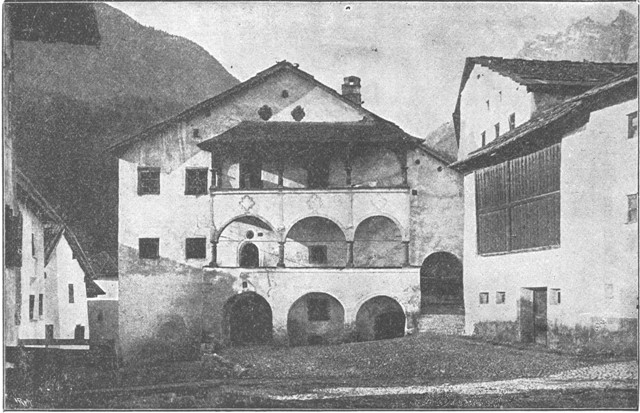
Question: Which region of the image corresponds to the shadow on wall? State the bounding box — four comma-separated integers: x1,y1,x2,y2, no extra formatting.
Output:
287,292,345,346
222,292,273,346
353,216,403,267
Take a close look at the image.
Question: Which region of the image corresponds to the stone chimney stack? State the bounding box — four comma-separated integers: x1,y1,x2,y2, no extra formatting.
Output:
341,76,362,105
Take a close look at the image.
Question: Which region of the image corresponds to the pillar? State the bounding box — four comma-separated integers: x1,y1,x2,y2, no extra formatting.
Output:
277,242,286,267
346,241,354,268
207,240,218,268
402,241,410,267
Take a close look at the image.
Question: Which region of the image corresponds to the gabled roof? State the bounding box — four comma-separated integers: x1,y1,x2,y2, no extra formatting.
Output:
452,57,636,144
450,68,638,174
107,60,427,158
16,169,105,297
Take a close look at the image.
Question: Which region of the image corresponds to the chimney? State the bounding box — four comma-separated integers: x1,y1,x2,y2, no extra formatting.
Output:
341,76,362,105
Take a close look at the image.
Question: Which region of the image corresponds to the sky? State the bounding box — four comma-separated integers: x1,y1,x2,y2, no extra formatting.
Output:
109,2,637,137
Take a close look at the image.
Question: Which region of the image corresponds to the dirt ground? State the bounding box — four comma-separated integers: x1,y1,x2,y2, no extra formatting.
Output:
6,333,638,409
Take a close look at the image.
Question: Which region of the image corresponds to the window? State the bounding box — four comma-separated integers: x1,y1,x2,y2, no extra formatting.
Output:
309,245,328,265
4,206,23,268
508,113,516,131
486,100,490,110
481,131,486,147
496,291,506,304
476,144,560,254
185,168,208,195
628,111,638,139
139,238,160,259
192,128,200,138
68,284,75,304
627,194,638,224
605,283,614,300
550,289,561,305
29,295,35,320
494,123,500,138
31,233,35,257
38,294,43,317
97,310,104,322
308,298,330,321
239,162,262,189
138,167,160,195
185,237,206,259
479,292,489,304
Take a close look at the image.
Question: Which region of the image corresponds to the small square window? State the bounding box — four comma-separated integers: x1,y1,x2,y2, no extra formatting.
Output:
309,245,328,265
193,128,200,138
308,298,330,321
481,131,486,147
185,168,209,195
627,194,638,224
496,291,506,304
628,111,638,139
138,167,160,195
38,293,43,317
29,295,35,320
139,238,160,259
605,283,614,300
185,237,206,259
494,123,500,138
479,292,489,304
508,113,516,131
68,284,75,304
550,288,561,305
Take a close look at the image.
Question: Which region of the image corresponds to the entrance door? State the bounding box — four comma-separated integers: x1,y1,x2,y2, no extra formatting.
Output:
239,243,259,268
533,289,547,345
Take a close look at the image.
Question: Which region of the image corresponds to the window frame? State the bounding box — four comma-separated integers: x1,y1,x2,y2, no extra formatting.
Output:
185,237,207,260
137,167,161,195
38,293,44,317
550,288,561,305
479,292,489,305
139,238,160,259
496,291,506,304
185,168,209,195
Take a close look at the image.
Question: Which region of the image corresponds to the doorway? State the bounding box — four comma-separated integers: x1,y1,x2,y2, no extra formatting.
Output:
226,292,273,345
239,243,259,267
520,287,547,345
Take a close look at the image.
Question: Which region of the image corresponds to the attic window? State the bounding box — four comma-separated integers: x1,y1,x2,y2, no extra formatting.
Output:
508,113,516,131
281,90,289,98
628,111,638,139
138,167,160,195
494,123,500,138
193,128,200,138
481,131,486,147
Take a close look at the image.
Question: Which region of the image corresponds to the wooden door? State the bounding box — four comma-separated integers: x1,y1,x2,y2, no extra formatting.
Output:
533,289,547,345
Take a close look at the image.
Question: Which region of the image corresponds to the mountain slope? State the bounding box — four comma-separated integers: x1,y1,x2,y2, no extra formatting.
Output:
517,10,638,63
12,3,239,258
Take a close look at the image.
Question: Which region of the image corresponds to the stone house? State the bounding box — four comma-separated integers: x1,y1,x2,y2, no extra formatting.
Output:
451,57,638,353
109,61,464,363
4,169,104,352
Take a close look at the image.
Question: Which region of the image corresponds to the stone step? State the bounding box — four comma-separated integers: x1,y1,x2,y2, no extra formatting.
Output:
416,314,465,335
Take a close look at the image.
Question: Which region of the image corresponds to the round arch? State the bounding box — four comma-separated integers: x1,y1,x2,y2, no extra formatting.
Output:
355,295,406,342
217,215,279,267
222,292,273,346
287,292,345,346
420,251,464,315
285,217,347,267
353,216,403,267
216,214,276,242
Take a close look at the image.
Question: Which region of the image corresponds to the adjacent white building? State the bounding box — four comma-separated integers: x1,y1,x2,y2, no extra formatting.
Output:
451,57,637,354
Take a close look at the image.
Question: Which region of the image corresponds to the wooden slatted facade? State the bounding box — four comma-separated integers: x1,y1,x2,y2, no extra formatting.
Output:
476,143,561,254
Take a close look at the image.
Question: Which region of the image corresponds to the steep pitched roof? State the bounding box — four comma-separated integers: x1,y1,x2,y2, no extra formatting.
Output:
450,68,638,174
107,60,427,157
16,169,105,296
452,57,636,144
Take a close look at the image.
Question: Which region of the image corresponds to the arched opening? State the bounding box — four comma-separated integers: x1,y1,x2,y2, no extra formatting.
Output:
353,216,403,267
420,252,464,314
287,293,345,346
224,292,273,346
239,243,259,268
217,216,278,267
355,296,405,342
285,217,346,267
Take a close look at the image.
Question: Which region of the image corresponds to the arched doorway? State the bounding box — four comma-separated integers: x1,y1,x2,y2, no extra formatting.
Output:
355,296,405,341
353,216,403,267
287,293,345,346
224,293,273,345
420,252,463,314
239,243,259,267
